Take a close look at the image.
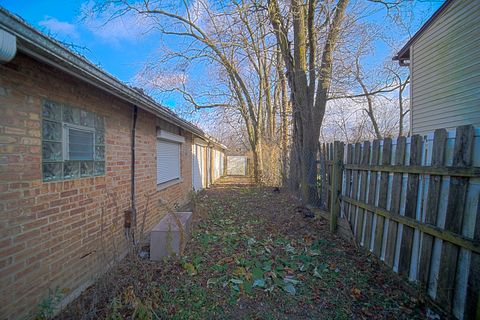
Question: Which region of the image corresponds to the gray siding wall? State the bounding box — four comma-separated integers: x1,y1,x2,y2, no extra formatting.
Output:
410,0,480,135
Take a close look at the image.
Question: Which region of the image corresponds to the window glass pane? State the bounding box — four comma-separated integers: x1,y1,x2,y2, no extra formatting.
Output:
94,161,105,176
42,101,62,121
64,161,80,179
43,141,62,161
95,130,105,145
43,162,62,181
94,114,104,129
95,146,105,161
80,161,94,177
63,106,80,124
80,110,95,127
42,120,62,141
69,128,94,160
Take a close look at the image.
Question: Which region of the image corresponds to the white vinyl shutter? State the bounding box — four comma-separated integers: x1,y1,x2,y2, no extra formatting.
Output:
157,140,180,184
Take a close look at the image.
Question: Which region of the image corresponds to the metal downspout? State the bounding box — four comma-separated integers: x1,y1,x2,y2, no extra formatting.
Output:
129,105,138,243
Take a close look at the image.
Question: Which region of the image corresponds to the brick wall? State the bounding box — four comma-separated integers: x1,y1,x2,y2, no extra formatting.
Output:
0,53,194,319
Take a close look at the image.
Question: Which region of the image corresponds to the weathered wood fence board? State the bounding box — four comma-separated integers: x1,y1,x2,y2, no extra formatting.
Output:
374,138,391,257
364,140,380,250
317,125,480,320
418,129,447,286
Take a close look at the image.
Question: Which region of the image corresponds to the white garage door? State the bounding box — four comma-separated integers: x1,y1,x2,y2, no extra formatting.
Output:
213,150,222,180
192,144,206,191
227,156,247,176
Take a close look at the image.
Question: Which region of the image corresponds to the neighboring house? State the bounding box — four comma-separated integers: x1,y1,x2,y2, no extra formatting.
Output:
0,8,224,319
394,0,480,136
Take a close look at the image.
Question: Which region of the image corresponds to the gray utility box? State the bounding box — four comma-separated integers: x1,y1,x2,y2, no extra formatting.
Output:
150,212,192,261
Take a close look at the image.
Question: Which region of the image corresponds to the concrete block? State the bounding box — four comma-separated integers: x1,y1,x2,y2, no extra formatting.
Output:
150,212,192,261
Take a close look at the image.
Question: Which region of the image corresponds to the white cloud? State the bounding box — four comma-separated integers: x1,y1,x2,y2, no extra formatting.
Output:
39,16,79,39
80,1,155,44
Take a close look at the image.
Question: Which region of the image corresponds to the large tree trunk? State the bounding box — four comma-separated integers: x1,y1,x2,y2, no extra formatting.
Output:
265,74,275,140
252,136,263,183
299,118,321,204
288,111,301,191
280,68,290,184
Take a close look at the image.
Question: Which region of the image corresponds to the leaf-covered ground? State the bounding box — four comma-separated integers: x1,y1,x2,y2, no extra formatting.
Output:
57,179,442,319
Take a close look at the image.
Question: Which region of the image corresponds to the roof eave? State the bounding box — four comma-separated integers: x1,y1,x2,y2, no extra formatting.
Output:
393,0,454,66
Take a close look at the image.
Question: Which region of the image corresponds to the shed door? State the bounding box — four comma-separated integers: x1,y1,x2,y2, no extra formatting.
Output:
227,156,247,176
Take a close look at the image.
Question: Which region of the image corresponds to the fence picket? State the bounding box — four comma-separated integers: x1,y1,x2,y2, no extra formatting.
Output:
418,129,447,286
355,141,371,244
327,143,333,210
351,143,362,233
330,141,344,232
374,138,392,257
399,135,423,275
385,136,406,268
344,144,354,220
364,140,380,250
437,125,475,311
465,201,480,319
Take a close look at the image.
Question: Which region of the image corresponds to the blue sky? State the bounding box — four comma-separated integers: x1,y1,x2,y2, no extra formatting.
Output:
0,0,160,82
0,0,443,116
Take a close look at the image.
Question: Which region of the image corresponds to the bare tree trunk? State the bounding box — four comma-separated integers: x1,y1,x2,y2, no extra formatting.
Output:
288,112,301,190
365,94,382,139
280,67,290,183
265,71,275,140
252,137,264,183
300,117,322,204
398,75,410,137
269,0,349,204
399,90,404,137
354,56,382,139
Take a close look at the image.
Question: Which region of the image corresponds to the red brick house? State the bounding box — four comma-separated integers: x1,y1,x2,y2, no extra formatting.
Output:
0,8,225,318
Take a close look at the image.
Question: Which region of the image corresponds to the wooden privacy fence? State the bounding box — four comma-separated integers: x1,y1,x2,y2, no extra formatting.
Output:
317,125,480,320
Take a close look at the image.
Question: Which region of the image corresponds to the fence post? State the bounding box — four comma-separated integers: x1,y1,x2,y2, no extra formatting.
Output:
330,141,344,233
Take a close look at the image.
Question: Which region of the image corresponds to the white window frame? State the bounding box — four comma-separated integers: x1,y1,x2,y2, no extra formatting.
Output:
63,123,95,161
156,130,184,188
